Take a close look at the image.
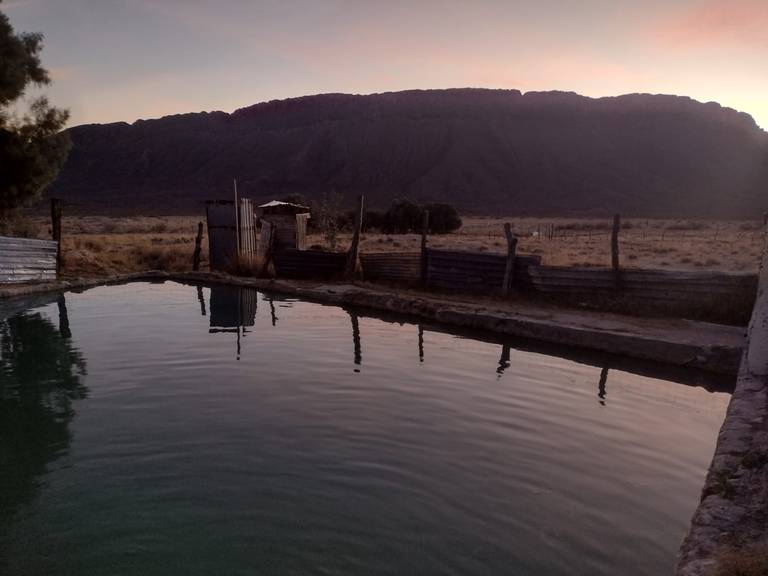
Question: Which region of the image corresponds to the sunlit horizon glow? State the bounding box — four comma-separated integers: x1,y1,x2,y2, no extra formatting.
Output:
4,0,767,130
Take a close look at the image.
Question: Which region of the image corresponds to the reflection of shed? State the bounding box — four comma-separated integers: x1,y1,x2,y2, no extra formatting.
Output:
257,201,310,250
209,286,257,329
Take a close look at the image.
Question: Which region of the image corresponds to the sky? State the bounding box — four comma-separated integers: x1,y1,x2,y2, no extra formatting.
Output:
3,0,767,129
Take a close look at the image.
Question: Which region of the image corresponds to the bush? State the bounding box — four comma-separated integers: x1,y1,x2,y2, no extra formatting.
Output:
378,199,462,234
301,196,462,236
362,210,386,232
382,198,423,233
423,202,462,234
0,215,40,238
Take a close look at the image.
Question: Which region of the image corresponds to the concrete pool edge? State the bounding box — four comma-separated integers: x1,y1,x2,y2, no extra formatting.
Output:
677,239,768,576
0,271,745,376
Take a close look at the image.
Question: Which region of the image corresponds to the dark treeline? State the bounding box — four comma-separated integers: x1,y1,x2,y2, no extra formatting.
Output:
282,196,463,234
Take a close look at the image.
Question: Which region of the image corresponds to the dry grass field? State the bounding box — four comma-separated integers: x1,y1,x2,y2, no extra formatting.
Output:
23,214,764,278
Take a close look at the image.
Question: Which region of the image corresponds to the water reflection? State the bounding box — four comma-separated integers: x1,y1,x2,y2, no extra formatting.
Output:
207,286,258,360
0,296,87,521
346,310,362,370
197,285,207,316
198,283,733,394
497,343,511,377
598,366,609,406
0,282,735,575
418,325,424,363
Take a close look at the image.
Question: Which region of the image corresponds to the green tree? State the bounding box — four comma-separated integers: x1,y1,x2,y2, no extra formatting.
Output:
0,1,70,221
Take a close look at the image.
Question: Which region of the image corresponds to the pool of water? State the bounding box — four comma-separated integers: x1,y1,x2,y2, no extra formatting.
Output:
0,281,730,575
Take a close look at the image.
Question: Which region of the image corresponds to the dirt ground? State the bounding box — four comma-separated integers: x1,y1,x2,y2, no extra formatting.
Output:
23,214,764,277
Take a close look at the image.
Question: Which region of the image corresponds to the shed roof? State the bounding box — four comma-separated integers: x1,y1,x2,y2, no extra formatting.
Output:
258,200,311,215
258,200,310,209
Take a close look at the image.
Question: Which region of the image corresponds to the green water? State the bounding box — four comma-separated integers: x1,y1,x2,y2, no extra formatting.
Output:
0,281,730,575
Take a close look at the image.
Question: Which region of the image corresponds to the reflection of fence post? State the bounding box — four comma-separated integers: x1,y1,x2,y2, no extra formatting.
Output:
193,222,203,271
346,194,364,279
598,366,608,403
418,324,424,363
420,210,430,289
497,343,511,375
57,294,71,339
611,214,621,289
50,198,62,273
197,285,207,316
502,222,518,297
350,311,361,367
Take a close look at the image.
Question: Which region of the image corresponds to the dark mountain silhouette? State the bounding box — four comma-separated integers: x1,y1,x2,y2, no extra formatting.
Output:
50,89,768,217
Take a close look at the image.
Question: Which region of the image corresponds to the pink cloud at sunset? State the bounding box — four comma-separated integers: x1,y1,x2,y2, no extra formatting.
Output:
654,0,768,48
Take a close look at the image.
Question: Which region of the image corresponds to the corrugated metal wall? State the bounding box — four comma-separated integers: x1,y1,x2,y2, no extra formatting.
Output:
0,236,58,284
206,199,257,271
238,199,257,265
206,201,237,271
425,249,541,292
360,252,421,285
273,249,346,279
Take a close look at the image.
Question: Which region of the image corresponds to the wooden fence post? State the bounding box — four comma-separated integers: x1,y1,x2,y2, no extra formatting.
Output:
420,209,430,288
192,221,203,271
611,213,621,289
502,222,518,297
50,198,63,273
345,194,364,279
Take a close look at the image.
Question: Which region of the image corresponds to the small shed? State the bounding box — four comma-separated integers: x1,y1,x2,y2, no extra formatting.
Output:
257,201,311,250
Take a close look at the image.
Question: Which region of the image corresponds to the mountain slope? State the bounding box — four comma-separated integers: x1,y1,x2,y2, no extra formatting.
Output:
51,89,768,217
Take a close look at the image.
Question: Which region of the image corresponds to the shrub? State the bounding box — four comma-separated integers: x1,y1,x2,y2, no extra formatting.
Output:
423,202,462,234
362,210,386,232
0,215,40,238
665,220,710,231
382,198,423,234
379,199,462,234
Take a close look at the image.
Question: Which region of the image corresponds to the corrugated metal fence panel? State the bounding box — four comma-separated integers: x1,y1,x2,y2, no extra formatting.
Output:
273,249,346,279
296,213,309,250
361,252,421,284
425,248,542,292
518,265,757,323
238,199,257,264
0,236,57,284
206,201,236,271
520,266,757,299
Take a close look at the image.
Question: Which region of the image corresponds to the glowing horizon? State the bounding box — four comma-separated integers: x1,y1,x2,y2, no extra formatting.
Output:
5,0,767,130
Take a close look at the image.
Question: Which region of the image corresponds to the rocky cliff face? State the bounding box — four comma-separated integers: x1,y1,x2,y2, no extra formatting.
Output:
51,89,768,216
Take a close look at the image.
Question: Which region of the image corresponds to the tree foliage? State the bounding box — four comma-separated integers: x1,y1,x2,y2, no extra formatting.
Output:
422,202,462,234
375,199,462,234
0,2,70,219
